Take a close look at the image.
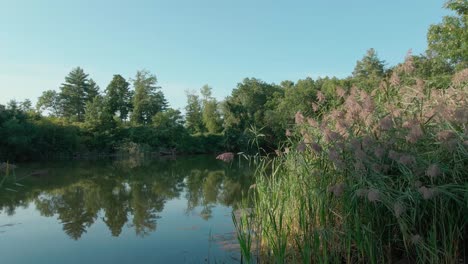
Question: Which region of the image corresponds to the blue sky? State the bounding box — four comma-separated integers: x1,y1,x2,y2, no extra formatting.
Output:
0,0,449,110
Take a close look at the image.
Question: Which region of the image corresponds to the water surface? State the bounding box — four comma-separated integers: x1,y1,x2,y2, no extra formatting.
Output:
0,155,252,263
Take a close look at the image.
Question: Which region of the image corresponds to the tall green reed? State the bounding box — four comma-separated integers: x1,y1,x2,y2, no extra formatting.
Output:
235,65,468,263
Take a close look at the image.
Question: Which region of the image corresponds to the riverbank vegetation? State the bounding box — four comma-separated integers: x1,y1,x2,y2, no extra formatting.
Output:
0,1,466,261
234,1,467,263
1,2,465,163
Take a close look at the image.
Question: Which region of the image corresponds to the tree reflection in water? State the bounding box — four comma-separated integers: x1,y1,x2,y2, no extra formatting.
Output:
0,155,252,240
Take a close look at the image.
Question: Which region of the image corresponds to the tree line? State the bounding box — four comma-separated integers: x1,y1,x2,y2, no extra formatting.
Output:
0,0,465,161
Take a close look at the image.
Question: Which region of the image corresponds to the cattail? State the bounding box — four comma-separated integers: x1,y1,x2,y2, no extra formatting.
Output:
393,202,406,217
367,188,380,202
216,152,235,163
316,91,326,103
425,164,441,179
295,111,304,124
418,186,437,200
297,141,306,152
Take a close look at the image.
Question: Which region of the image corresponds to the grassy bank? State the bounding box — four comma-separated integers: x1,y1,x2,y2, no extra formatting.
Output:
235,68,468,263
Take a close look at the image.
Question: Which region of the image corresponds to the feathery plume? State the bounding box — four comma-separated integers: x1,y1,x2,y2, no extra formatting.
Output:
411,234,422,245
367,188,380,202
418,186,437,200
336,87,346,98
297,141,306,152
216,152,235,163
295,111,305,124
316,91,326,103
425,164,441,179
307,117,318,127
379,116,393,131
394,202,406,217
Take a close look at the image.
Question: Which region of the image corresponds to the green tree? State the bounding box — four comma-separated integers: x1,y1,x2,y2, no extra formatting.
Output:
352,48,386,91
105,74,133,121
222,78,282,151
84,96,115,131
200,85,222,133
427,0,467,69
59,67,99,122
131,70,167,125
152,108,187,149
86,79,100,102
265,78,314,139
185,90,204,133
392,53,455,89
36,90,61,116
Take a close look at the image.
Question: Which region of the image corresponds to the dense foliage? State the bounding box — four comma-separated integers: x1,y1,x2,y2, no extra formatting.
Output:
0,1,466,165
232,2,467,263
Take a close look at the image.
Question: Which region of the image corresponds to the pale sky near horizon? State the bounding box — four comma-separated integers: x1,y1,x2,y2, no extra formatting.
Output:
0,0,449,110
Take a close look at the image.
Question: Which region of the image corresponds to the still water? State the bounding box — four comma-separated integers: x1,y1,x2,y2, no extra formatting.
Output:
0,155,253,263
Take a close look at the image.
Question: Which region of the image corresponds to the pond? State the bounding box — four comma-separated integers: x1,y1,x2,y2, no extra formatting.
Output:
0,155,253,264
